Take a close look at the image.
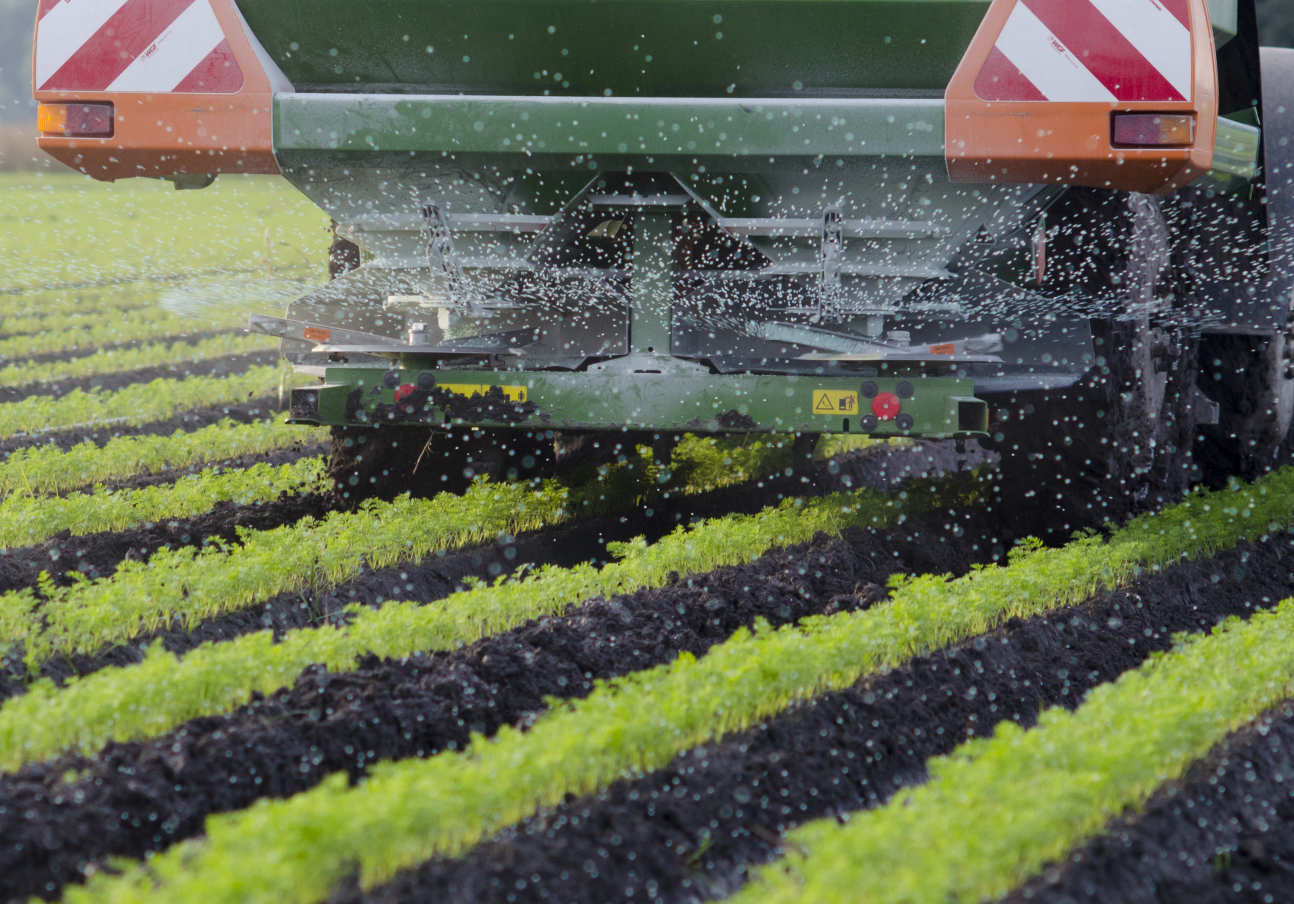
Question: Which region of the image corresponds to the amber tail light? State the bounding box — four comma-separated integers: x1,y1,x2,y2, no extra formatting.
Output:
37,103,114,138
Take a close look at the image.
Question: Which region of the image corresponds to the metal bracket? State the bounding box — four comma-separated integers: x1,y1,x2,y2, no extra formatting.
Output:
247,313,401,348
818,206,845,319
423,202,467,298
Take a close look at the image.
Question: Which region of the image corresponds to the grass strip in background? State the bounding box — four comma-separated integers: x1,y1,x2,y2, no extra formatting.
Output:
0,456,326,549
0,364,281,439
0,332,271,388
51,469,1294,903
0,418,324,498
0,173,330,293
0,480,945,772
734,599,1294,903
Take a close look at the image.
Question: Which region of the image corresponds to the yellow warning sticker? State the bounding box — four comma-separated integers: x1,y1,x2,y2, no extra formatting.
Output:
438,383,528,402
812,389,858,415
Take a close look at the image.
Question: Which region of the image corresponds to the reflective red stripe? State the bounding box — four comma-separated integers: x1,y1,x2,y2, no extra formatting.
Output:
39,0,194,91
1023,0,1185,101
975,46,1047,101
172,38,243,93
1157,0,1191,30
37,0,61,20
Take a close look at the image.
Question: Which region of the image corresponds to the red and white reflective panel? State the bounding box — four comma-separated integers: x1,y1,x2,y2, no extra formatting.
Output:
975,0,1192,103
35,0,243,94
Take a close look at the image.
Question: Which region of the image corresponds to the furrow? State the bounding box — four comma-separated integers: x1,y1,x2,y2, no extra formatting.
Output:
0,333,274,395
0,364,282,440
0,441,939,673
50,469,1294,904
356,532,1294,903
0,416,323,495
1003,702,1294,904
0,451,966,774
733,598,1294,903
0,311,222,360
0,500,995,903
0,349,279,405
0,455,327,549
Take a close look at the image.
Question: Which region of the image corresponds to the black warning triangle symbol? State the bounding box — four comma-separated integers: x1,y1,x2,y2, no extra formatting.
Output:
815,393,835,412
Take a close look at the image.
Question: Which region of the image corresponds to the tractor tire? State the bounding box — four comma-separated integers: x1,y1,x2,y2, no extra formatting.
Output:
986,194,1199,536
1194,321,1294,485
986,319,1199,537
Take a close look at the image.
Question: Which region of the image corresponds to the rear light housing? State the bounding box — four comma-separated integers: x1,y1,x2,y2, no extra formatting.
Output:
37,102,114,138
1111,113,1195,148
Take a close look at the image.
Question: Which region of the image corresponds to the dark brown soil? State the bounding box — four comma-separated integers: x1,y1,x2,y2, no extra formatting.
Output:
0,475,1006,903
332,536,1294,904
72,440,327,497
0,349,278,405
0,485,329,596
1005,702,1294,904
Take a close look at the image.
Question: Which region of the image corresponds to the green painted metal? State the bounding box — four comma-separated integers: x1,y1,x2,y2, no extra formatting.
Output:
1209,118,1261,187
273,94,947,158
629,211,675,355
292,366,987,438
1207,0,1237,38
237,0,986,98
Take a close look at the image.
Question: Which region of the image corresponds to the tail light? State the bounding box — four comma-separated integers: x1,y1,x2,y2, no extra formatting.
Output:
1111,112,1196,148
36,102,113,137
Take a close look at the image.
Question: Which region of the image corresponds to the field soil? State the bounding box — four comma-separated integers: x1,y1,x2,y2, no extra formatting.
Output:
0,397,281,454
330,534,1294,903
4,260,1293,904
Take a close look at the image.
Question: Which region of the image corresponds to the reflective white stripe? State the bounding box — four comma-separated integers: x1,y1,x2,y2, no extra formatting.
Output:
106,0,221,92
1087,0,1192,100
996,4,1117,103
34,0,130,87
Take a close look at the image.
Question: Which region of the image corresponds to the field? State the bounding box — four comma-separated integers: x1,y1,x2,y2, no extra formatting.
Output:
1,171,1294,904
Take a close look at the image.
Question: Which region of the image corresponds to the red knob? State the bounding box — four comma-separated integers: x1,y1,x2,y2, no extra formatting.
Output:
872,392,901,420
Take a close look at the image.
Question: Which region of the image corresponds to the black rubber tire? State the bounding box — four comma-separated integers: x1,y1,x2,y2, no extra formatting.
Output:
1195,326,1294,486
987,194,1199,536
985,325,1198,538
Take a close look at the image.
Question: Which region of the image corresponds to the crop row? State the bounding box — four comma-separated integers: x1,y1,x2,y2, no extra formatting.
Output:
0,428,863,682
0,308,229,360
0,332,271,389
0,476,953,772
0,455,326,549
0,478,566,668
1,308,125,338
0,364,282,439
0,285,165,317
0,417,326,497
735,599,1294,903
52,466,1294,903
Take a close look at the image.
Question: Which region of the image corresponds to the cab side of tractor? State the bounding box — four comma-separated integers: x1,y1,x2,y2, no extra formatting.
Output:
30,0,1294,517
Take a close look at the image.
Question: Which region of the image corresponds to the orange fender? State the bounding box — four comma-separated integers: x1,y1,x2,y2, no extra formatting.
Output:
945,0,1217,193
32,0,280,181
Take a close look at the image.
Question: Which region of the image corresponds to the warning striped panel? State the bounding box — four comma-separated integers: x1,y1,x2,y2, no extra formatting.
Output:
975,0,1192,103
35,0,243,94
